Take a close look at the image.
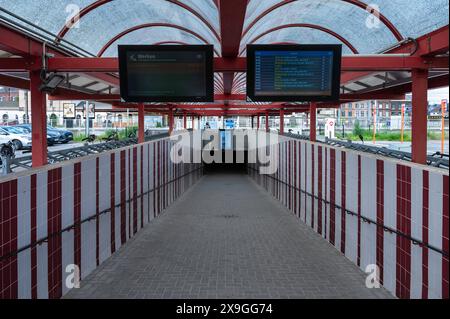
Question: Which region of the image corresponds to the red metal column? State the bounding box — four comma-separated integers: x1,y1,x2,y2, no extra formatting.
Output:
30,69,47,167
257,114,260,130
183,112,187,129
310,102,317,142
280,109,285,135
169,108,174,134
198,116,201,129
138,103,145,143
411,68,429,164
265,112,269,132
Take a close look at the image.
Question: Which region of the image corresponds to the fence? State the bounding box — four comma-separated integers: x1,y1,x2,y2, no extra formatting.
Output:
248,136,449,299
0,135,202,298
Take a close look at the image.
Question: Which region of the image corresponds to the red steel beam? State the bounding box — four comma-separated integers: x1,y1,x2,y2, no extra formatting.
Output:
345,73,449,96
151,41,192,46
139,104,312,114
241,0,403,41
214,94,246,101
0,23,121,88
242,23,359,55
57,0,220,42
48,91,250,101
0,24,52,57
46,56,447,73
0,74,29,90
219,0,248,57
389,25,449,57
0,58,34,71
342,25,449,84
214,57,247,72
219,0,248,94
183,109,304,116
47,89,405,103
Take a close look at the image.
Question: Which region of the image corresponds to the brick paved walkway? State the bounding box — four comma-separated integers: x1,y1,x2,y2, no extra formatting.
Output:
65,173,393,299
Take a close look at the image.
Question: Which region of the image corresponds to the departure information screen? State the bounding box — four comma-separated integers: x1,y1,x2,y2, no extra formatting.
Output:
255,51,333,96
119,45,214,102
247,45,342,102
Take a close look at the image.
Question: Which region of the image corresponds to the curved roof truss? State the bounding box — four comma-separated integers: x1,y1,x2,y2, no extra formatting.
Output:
57,0,221,42
97,23,221,57
242,0,404,41
241,23,360,55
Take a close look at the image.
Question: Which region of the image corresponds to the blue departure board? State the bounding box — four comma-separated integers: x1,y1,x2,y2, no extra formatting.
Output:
255,51,333,96
247,45,342,102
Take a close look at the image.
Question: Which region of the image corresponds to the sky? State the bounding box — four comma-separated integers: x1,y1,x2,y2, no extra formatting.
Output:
427,87,449,104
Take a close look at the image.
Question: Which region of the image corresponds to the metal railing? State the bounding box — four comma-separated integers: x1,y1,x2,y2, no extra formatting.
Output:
247,166,448,258
0,164,202,263
283,133,449,169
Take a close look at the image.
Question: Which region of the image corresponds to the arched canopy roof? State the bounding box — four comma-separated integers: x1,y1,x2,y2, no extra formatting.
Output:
0,0,448,57
0,0,448,95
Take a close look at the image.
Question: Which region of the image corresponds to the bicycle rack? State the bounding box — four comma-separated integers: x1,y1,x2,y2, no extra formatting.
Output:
1,132,169,174
283,133,449,170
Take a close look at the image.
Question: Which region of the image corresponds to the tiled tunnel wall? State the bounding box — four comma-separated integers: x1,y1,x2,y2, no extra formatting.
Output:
0,137,202,299
248,136,449,299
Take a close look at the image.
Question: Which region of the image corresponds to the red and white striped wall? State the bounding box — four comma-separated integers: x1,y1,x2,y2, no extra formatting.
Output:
0,137,202,299
249,137,449,299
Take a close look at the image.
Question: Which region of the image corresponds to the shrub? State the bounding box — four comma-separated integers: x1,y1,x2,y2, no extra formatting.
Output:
352,120,363,137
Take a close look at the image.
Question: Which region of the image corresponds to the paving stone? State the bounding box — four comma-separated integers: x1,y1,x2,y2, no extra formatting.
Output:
65,173,393,299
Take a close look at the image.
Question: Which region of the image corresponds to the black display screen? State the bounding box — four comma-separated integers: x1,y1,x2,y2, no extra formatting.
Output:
119,45,214,102
247,45,342,102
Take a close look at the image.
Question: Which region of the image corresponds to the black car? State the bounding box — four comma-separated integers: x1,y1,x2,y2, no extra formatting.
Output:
14,124,61,146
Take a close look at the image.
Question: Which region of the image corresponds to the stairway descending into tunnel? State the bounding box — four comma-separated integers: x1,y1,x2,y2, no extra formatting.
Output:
0,133,448,300
64,170,393,299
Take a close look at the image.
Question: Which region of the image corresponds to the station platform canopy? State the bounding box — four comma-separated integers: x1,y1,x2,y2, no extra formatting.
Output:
0,0,448,104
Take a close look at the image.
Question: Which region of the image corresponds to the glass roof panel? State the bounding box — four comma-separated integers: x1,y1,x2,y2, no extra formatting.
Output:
242,28,354,56
244,0,280,30
241,0,397,54
63,0,219,55
0,0,95,34
0,0,448,57
365,0,449,39
178,0,220,32
101,27,208,57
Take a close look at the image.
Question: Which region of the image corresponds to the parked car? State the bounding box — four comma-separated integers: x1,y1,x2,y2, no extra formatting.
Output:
0,129,11,145
0,126,32,150
12,125,58,146
47,125,73,143
15,124,73,144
